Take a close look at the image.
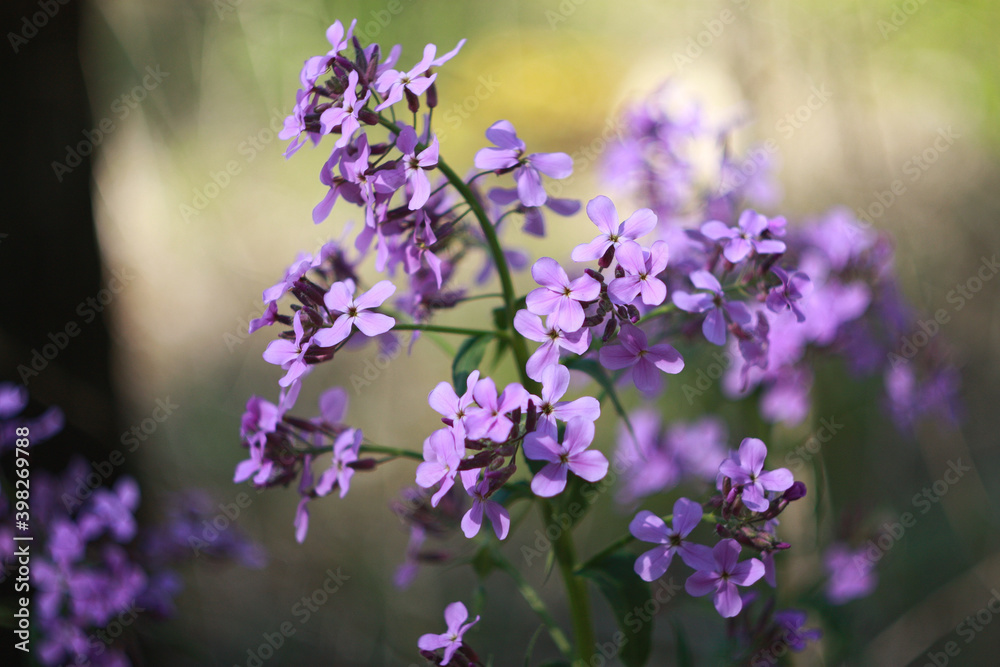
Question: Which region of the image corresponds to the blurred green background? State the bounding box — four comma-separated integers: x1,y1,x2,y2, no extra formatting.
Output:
10,0,1000,664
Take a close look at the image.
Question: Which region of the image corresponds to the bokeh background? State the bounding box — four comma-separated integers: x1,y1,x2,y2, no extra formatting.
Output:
4,0,1000,664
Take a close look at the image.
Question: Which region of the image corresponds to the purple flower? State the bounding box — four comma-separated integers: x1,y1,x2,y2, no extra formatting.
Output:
531,364,601,427
319,71,371,148
474,120,573,207
315,428,362,498
671,270,752,345
416,428,465,506
417,601,480,665
824,542,877,604
395,125,439,210
766,267,812,322
523,418,609,497
314,280,396,347
427,371,481,436
466,378,528,442
375,39,465,111
262,311,311,388
299,20,356,90
598,323,684,395
525,257,601,332
684,539,765,617
262,255,312,305
571,195,658,264
461,478,511,540
630,498,713,581
772,609,823,651
514,310,591,381
701,209,786,263
719,438,794,512
608,240,670,306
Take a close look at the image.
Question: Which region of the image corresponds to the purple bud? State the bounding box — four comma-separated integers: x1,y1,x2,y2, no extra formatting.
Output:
783,481,807,501
585,268,605,282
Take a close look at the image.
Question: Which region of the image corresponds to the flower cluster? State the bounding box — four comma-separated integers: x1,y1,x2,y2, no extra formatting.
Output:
628,438,803,619
238,18,963,666
0,385,261,667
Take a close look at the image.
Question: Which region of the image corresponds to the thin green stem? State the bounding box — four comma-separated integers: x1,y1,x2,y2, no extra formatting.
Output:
391,322,507,338
359,443,423,461
540,501,594,666
492,550,574,661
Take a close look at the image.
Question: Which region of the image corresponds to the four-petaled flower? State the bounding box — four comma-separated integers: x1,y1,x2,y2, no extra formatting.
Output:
417,601,480,666
523,418,609,497
630,498,713,582
671,270,752,346
684,538,765,618
415,428,465,507
375,39,466,111
461,478,511,540
262,311,311,388
474,120,573,207
701,210,786,264
719,438,794,512
598,323,684,395
531,364,600,428
571,195,657,264
314,280,396,347
514,310,591,381
319,71,371,148
395,125,439,210
525,257,601,332
766,267,812,322
608,240,670,306
466,378,528,442
315,428,362,499
427,371,481,436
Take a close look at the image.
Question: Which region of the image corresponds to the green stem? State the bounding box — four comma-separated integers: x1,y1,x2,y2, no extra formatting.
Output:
492,550,574,661
541,501,594,666
576,512,720,573
358,443,423,461
391,322,506,338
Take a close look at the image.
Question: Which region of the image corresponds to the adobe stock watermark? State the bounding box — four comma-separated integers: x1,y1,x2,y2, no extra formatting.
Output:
672,0,752,72
7,0,71,54
52,66,170,182
855,459,972,570
887,253,998,368
591,577,682,667
17,268,137,385
65,600,145,666
545,117,626,200
56,398,179,512
545,0,589,29
188,488,265,558
920,589,1000,667
783,416,845,470
852,126,959,232
877,0,932,40
435,74,501,145
234,567,350,667
179,107,286,223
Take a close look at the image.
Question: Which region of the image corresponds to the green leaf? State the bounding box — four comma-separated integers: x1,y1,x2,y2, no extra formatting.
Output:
453,334,492,391
564,357,637,445
578,552,653,667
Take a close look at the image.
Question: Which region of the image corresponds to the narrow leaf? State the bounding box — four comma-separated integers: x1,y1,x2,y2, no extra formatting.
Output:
578,552,653,667
453,334,492,390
